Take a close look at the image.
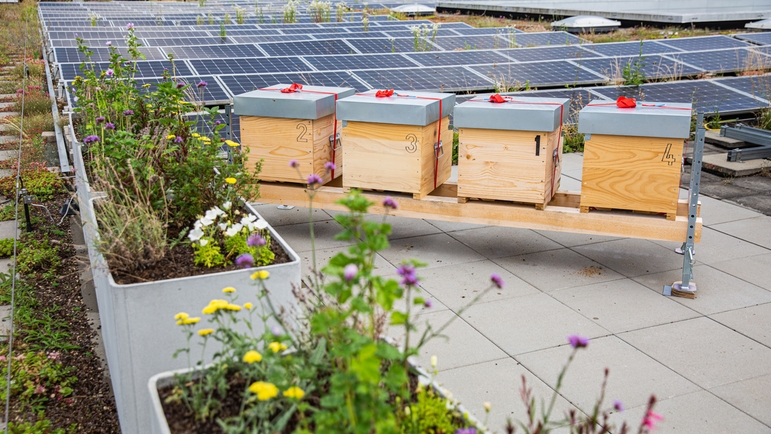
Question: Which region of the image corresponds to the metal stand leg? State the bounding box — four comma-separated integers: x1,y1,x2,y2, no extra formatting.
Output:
664,112,704,298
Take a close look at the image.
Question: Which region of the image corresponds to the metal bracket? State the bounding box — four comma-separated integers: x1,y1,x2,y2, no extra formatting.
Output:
329,132,342,151
664,112,704,298
434,140,444,158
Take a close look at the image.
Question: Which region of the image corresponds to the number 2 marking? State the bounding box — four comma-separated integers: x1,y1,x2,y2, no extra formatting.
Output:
296,123,308,143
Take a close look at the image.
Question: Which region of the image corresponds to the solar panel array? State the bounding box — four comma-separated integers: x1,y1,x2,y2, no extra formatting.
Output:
42,1,771,120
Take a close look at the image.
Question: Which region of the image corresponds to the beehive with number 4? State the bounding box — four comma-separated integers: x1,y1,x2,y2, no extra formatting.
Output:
578,99,692,220
453,95,569,208
234,84,355,184
336,90,455,199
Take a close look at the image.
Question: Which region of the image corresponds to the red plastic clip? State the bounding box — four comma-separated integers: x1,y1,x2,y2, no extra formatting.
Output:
280,83,303,93
375,89,394,97
488,94,507,103
616,96,637,108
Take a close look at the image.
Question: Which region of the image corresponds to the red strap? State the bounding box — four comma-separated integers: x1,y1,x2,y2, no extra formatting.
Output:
375,89,394,97
616,96,636,108
280,83,303,93
586,101,691,111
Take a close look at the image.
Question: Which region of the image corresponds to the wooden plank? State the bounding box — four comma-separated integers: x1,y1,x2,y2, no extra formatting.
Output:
257,182,702,243
581,134,683,215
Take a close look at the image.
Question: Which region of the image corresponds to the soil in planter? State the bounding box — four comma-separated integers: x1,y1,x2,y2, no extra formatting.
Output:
110,236,292,285
1,192,120,433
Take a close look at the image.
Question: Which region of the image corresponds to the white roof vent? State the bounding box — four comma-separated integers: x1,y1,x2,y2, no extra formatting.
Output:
390,4,436,16
745,18,771,30
551,15,621,33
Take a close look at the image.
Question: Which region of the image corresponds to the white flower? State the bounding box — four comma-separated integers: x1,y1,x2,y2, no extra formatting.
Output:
188,227,204,242
240,214,257,226
225,223,243,237
212,206,226,217
204,209,219,222
199,216,214,227
222,201,232,210
255,219,269,230
218,223,228,231
199,239,209,246
194,220,203,229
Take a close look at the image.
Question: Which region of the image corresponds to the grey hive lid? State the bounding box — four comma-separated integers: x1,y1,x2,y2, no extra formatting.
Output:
745,18,771,29
390,4,436,15
233,84,355,120
551,15,621,33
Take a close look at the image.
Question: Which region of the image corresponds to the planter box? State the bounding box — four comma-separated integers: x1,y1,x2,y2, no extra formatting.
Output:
235,84,355,184
454,96,569,208
577,101,692,219
81,197,301,434
337,91,455,199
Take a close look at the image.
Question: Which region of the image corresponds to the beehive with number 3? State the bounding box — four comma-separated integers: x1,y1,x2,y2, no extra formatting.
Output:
453,95,570,208
577,100,692,220
336,90,455,199
234,84,355,184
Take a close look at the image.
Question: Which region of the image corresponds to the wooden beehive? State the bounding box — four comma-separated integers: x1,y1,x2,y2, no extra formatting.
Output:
454,96,569,208
577,102,692,220
336,91,455,199
233,84,355,184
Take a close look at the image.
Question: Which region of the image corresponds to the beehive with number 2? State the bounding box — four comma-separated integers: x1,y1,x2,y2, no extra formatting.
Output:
336,90,455,199
234,84,355,184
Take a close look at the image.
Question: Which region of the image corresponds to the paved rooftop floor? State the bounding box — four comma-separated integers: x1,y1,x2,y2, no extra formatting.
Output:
253,152,771,433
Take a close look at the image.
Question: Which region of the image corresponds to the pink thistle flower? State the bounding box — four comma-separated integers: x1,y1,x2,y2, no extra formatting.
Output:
307,174,323,186
343,263,358,281
643,411,663,429
289,159,299,168
235,253,254,268
382,196,398,209
324,161,336,172
567,335,589,349
490,273,504,289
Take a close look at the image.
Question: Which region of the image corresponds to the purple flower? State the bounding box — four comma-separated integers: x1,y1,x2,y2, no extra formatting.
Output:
235,253,254,268
106,68,114,77
455,429,477,434
196,80,207,88
324,161,336,172
74,33,79,38
126,23,134,30
47,352,60,360
105,122,115,130
613,400,624,412
174,136,183,143
106,41,112,47
95,116,105,124
247,234,266,247
83,135,100,144
289,159,299,168
176,81,185,89
123,109,134,116
567,335,589,349
397,264,418,287
271,326,282,336
214,120,222,125
343,263,358,281
382,196,398,209
424,299,433,308
307,174,323,186
490,273,504,289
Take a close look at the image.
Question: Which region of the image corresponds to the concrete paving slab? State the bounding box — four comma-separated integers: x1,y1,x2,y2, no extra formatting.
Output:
731,174,771,192
710,252,771,291
619,317,771,389
0,112,18,119
517,335,699,413
296,245,396,281
703,152,770,177
710,373,771,427
0,258,14,272
461,293,610,356
550,279,698,333
494,248,623,292
728,194,771,216
0,304,10,340
652,226,769,266
704,130,746,149
633,265,771,315
557,174,582,190
387,309,508,371
251,203,333,227
269,219,349,253
0,102,13,110
561,152,584,173
448,226,562,259
0,136,18,146
0,220,19,240
697,194,763,226
710,216,771,249
571,238,684,278
424,218,487,233
534,229,622,248
379,233,486,270
417,259,539,310
436,358,576,432
711,302,771,348
364,214,442,240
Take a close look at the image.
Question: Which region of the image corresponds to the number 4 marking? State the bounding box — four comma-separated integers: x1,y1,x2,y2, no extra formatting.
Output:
662,143,676,165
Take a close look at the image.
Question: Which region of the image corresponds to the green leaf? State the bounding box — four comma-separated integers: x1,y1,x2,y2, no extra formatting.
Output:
390,311,407,325
350,343,380,384
413,297,425,306
311,337,327,365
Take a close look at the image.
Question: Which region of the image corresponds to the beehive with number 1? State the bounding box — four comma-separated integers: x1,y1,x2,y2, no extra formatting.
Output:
234,84,355,184
453,95,570,208
336,90,455,199
578,100,692,220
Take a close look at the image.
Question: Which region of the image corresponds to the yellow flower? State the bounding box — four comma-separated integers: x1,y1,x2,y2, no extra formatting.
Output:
483,402,491,412
198,328,214,336
182,317,200,325
222,286,236,293
225,177,237,185
174,312,189,320
192,133,200,138
202,305,217,315
249,381,278,401
200,136,210,141
202,299,229,315
268,342,287,353
243,302,253,310
251,270,270,280
225,303,242,311
283,386,305,400
145,104,152,108
142,83,151,88
166,134,176,139
243,350,262,364
225,140,239,147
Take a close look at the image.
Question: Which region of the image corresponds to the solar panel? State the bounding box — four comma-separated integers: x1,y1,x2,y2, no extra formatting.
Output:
513,32,583,47
209,28,283,36
405,50,512,67
470,60,606,89
332,31,390,39
734,33,771,46
219,71,367,96
432,35,506,50
190,112,241,143
380,29,462,38
54,46,166,63
345,37,430,53
49,38,128,48
497,45,601,62
59,60,194,81
436,22,474,29
712,74,771,101
450,27,524,36
162,44,266,59
582,40,683,57
259,39,355,56
591,80,765,114
50,30,129,40
230,34,316,43
144,37,237,47
136,76,230,102
353,66,493,92
303,53,417,70
505,88,609,123
663,48,771,74
280,27,351,34
190,57,313,75
135,30,212,38
576,55,704,81
655,35,752,52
